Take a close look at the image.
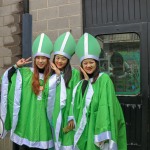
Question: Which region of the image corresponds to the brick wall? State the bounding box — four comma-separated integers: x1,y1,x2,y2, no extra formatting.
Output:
30,0,83,65
0,0,23,77
0,0,23,149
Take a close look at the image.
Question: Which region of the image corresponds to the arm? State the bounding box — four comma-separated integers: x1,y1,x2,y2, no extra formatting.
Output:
8,57,32,82
8,66,17,82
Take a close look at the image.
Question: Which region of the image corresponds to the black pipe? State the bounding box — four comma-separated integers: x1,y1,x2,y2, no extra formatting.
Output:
23,0,29,13
22,0,32,59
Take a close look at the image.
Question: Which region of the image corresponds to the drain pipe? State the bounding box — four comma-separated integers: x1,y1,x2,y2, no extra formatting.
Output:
22,0,32,59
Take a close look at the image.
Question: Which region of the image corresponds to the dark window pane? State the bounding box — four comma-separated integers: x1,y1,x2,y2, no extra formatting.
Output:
96,33,140,96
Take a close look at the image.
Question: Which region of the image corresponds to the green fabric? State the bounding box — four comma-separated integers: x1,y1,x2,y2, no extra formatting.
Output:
75,33,101,61
61,69,80,146
73,73,127,150
52,68,80,147
32,33,53,58
53,32,76,59
5,68,53,142
5,74,17,131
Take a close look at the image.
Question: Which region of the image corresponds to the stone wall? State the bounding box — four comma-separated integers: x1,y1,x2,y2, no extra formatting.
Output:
30,0,83,65
0,0,23,149
0,0,23,77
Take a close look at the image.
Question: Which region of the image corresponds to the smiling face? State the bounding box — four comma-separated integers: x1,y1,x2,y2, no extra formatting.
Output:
35,56,48,69
82,58,97,74
54,54,68,70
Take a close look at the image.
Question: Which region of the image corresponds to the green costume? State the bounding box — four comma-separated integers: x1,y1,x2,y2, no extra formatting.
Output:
51,32,80,150
0,33,56,149
52,68,80,150
70,73,127,150
70,33,127,150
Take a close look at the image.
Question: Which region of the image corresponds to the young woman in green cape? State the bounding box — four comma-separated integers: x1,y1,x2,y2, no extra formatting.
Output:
0,33,60,150
68,33,127,150
50,32,80,150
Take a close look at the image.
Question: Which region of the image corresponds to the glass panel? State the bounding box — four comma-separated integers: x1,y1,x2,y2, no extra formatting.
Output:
96,33,140,96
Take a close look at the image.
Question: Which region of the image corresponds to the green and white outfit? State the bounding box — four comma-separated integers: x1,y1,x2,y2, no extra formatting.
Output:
75,33,100,62
70,73,127,150
52,32,80,150
1,68,56,149
0,33,57,149
69,33,127,150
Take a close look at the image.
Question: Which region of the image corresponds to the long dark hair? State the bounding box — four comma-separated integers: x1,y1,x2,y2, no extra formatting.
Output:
32,58,51,95
80,59,100,84
51,55,72,88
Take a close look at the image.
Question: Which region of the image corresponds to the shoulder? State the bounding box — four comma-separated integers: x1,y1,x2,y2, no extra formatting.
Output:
18,67,33,75
18,67,31,71
71,67,80,74
99,72,110,78
97,72,112,83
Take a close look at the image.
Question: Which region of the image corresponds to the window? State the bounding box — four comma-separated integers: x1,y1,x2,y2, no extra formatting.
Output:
96,33,140,96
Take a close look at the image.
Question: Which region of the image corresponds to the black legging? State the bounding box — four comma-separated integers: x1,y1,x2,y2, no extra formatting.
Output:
13,142,48,150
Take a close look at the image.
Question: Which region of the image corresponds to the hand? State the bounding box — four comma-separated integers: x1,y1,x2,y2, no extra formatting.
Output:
16,57,32,67
50,62,60,75
68,119,75,130
63,120,75,133
99,140,108,147
99,141,105,149
99,141,105,145
80,67,89,80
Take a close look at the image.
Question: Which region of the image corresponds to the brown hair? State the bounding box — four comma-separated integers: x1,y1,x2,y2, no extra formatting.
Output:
32,58,51,95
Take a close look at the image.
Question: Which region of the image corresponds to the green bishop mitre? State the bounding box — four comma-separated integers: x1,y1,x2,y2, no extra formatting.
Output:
75,33,101,62
32,33,53,58
53,32,76,59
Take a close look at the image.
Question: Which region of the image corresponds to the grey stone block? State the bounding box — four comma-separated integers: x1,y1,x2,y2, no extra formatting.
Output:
30,0,47,10
48,0,68,7
0,37,3,46
0,47,12,57
3,0,22,6
0,16,3,26
11,45,21,57
0,3,23,17
71,27,82,39
3,56,11,66
44,30,59,42
30,10,38,21
4,35,21,46
0,0,3,7
2,24,21,36
32,20,48,32
0,26,3,36
69,15,82,27
0,57,4,67
48,18,69,30
59,3,81,17
11,56,20,65
4,14,21,25
38,7,58,20
69,0,81,3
